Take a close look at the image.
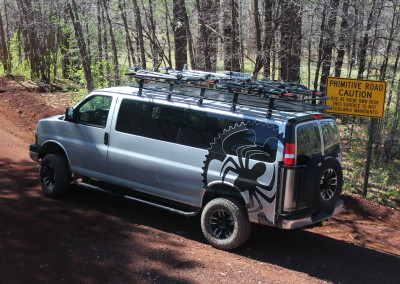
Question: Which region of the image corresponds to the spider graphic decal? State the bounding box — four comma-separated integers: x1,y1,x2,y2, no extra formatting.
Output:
202,121,284,216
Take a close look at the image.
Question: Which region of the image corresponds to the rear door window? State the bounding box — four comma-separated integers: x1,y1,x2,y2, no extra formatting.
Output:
321,121,340,157
296,122,322,165
115,99,242,149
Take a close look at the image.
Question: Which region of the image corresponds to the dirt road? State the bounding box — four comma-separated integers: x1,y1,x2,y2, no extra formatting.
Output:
0,76,399,283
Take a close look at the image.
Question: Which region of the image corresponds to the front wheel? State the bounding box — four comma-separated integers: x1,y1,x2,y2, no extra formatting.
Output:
201,197,251,250
39,154,71,198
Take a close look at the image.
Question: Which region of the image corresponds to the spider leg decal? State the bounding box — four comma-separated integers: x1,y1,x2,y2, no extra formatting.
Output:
248,193,263,213
220,156,241,176
254,188,275,204
221,166,240,182
202,121,283,222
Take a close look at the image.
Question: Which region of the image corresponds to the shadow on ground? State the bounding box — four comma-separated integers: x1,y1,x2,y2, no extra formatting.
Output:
0,157,398,283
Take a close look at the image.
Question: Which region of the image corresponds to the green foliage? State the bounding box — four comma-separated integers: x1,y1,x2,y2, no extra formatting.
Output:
91,60,111,89
8,32,31,78
340,121,400,208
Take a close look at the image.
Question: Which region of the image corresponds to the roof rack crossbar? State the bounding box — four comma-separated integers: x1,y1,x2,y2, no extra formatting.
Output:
137,79,144,96
160,67,251,81
198,87,206,106
126,68,330,116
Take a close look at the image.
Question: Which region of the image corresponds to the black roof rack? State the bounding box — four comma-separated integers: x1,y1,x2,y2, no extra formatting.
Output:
125,67,331,118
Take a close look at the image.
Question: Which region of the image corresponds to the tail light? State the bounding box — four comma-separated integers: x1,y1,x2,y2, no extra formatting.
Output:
283,143,295,166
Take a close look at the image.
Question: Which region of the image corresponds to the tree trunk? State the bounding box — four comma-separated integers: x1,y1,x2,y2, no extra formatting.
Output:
379,3,398,81
319,0,340,93
334,0,349,78
280,0,302,82
183,1,196,70
172,0,188,70
386,46,400,108
142,0,163,70
96,0,105,82
313,3,327,89
366,4,382,79
357,0,376,79
102,0,120,85
0,8,11,73
132,0,146,69
307,13,316,88
118,0,136,67
252,0,262,78
60,26,71,79
161,0,173,68
195,0,211,71
262,0,273,79
223,0,241,72
382,81,400,162
67,0,93,91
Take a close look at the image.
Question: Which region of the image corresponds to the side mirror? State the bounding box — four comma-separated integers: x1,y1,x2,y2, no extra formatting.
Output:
65,107,74,121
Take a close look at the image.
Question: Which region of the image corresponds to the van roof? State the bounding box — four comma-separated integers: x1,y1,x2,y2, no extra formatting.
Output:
96,86,329,123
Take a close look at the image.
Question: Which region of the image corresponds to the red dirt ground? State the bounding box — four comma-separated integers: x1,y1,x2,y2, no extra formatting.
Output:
0,76,399,283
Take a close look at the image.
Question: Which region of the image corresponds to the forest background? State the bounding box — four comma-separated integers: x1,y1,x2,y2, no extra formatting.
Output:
0,0,399,208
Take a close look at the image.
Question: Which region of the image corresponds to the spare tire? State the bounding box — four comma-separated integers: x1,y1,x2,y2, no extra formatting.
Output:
301,157,343,212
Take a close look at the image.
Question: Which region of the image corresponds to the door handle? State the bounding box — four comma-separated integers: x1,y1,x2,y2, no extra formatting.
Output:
104,132,109,145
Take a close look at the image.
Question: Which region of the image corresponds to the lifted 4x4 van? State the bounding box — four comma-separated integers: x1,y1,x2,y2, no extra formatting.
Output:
29,68,343,250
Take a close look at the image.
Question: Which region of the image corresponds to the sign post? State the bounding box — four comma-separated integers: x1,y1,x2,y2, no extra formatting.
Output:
325,77,387,197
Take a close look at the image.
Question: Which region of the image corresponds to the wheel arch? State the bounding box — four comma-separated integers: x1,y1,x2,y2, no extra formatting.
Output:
38,141,70,165
201,181,247,208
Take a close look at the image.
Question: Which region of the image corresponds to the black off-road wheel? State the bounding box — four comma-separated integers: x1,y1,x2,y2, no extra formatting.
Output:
302,157,343,212
201,197,251,250
39,154,71,198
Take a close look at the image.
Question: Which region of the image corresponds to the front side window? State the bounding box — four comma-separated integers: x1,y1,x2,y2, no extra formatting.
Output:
75,95,112,128
296,122,322,165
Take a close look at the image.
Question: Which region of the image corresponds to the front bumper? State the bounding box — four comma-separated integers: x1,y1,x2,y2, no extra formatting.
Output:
29,143,40,162
279,199,343,229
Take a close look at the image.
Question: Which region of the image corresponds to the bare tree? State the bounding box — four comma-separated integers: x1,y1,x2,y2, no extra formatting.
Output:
102,0,120,85
358,0,378,79
222,0,241,72
280,0,302,82
172,0,188,70
319,0,340,92
252,0,262,78
118,0,136,67
263,0,274,79
67,0,93,91
132,0,146,69
195,0,219,71
0,7,10,73
334,0,349,77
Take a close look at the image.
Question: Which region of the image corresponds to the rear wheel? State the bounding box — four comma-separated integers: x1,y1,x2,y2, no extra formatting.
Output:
302,157,343,212
201,197,251,250
39,154,71,197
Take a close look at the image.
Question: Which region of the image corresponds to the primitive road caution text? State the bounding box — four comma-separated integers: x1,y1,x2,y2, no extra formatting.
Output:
325,77,386,118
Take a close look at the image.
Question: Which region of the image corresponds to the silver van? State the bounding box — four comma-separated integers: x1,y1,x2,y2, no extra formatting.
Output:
30,69,343,250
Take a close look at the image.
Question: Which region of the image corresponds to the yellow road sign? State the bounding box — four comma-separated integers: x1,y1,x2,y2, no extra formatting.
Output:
325,77,387,118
